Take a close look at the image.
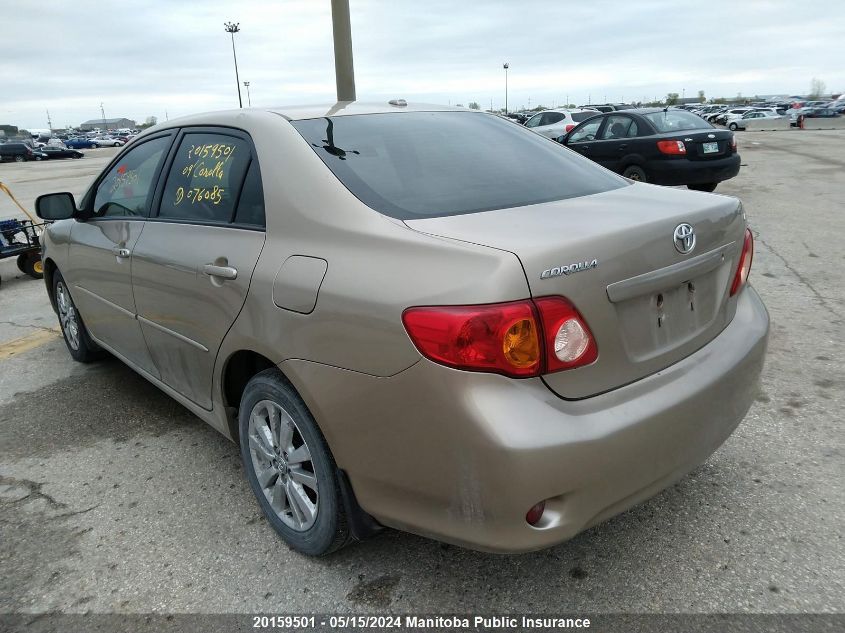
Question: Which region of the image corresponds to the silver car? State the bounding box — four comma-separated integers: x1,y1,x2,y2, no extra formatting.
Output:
35,102,768,555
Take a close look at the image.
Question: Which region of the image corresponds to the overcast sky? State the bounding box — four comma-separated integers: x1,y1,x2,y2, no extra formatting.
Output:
4,0,843,130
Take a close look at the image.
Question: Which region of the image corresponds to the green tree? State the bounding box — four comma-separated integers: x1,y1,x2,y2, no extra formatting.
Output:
468,102,480,110
698,90,706,103
665,93,679,105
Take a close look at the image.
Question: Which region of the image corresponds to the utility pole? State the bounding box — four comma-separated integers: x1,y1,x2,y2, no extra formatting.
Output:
224,22,243,108
46,109,52,132
331,0,356,102
503,63,509,115
100,102,106,131
243,81,252,106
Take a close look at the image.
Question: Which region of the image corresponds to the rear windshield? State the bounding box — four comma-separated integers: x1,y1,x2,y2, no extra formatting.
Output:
645,110,712,132
291,112,625,220
572,111,600,122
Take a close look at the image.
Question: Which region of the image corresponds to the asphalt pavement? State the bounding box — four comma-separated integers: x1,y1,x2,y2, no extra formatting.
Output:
0,133,842,615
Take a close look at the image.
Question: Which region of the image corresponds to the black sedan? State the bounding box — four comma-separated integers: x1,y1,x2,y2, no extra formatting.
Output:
37,146,84,159
556,108,740,192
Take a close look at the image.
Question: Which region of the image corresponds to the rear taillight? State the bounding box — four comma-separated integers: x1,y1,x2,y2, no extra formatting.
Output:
730,135,737,151
565,124,575,132
402,297,597,378
657,140,686,155
730,228,754,296
533,296,598,372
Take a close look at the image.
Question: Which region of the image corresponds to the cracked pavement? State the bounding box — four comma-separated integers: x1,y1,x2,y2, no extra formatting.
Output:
0,134,843,615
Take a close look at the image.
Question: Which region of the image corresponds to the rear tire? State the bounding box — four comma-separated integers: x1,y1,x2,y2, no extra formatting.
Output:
688,182,718,192
622,165,647,182
52,270,103,362
239,368,351,556
14,155,25,163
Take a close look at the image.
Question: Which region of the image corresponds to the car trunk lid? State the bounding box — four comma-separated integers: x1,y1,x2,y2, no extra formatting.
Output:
404,183,746,399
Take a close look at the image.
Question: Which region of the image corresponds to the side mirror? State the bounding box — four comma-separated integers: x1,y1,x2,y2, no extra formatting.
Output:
36,192,77,221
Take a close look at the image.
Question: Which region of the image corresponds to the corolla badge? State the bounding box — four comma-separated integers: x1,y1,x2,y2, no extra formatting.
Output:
673,223,696,254
540,259,598,279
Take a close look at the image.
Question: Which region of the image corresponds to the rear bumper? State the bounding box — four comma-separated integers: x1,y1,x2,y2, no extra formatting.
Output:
647,154,740,185
283,286,769,553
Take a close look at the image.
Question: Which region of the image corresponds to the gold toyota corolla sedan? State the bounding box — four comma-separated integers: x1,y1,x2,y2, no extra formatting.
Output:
35,102,768,555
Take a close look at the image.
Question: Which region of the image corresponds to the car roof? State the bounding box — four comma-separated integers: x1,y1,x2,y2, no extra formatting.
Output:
158,101,465,129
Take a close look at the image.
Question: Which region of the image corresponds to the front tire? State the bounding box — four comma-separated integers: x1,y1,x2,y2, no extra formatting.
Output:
728,122,738,131
622,165,647,182
14,155,25,163
688,182,718,192
52,270,103,362
239,369,351,556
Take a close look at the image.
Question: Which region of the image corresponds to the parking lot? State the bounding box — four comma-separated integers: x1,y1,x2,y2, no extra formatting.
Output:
1,131,843,614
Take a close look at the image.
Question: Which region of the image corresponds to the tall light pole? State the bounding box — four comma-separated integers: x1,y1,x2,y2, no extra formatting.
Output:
243,81,252,107
224,22,243,108
100,102,107,131
331,0,356,101
503,63,509,114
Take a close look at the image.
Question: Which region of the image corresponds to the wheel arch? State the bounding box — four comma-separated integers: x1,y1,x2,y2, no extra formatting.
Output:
618,153,647,171
43,257,58,312
220,349,277,441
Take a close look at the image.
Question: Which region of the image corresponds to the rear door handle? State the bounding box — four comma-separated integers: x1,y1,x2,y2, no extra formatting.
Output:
618,144,628,150
202,264,238,280
113,247,131,258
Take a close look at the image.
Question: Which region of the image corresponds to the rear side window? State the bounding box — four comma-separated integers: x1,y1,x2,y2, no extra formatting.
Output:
292,112,625,220
645,110,713,132
233,161,265,227
158,132,252,224
93,136,171,218
571,111,599,122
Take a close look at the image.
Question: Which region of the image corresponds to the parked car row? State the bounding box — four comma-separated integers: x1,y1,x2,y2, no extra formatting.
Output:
0,140,85,162
686,99,844,129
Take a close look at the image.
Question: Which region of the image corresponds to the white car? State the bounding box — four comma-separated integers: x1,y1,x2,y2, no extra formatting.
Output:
729,111,784,130
524,108,600,138
92,136,125,147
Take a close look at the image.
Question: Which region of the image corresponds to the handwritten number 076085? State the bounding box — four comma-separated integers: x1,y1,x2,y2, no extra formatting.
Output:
175,185,224,205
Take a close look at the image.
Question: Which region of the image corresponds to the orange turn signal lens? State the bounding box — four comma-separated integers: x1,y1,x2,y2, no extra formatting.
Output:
502,318,540,368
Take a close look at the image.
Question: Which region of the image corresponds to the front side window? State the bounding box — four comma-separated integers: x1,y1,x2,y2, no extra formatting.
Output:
92,136,171,218
568,119,603,143
158,132,252,223
292,112,625,220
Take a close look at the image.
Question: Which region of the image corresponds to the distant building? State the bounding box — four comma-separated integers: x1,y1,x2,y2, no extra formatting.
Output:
80,117,136,131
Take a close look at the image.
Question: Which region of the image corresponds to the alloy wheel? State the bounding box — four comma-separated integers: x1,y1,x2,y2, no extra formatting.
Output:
247,399,319,531
55,281,80,350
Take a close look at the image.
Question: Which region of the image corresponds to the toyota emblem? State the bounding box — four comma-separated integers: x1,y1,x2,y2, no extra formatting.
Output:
673,223,696,254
